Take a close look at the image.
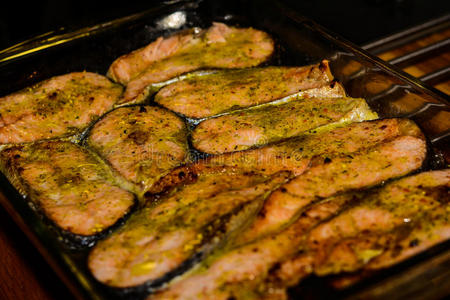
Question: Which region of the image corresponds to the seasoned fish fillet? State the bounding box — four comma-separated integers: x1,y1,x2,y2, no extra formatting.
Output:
236,135,427,245
149,118,422,195
309,169,450,276
192,97,378,154
201,118,422,175
87,106,189,196
0,72,122,144
271,170,449,292
108,22,274,104
148,194,354,300
88,167,290,288
0,141,135,236
155,62,339,118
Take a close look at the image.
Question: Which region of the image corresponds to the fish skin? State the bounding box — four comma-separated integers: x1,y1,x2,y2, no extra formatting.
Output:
154,62,337,119
0,141,135,236
108,23,274,104
0,72,123,144
87,106,189,196
191,97,377,154
88,167,291,288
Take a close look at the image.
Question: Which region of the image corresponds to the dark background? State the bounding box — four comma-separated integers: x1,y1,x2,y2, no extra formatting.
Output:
1,0,449,49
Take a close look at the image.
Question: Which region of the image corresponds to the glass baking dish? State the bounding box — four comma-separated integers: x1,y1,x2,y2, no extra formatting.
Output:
0,0,448,299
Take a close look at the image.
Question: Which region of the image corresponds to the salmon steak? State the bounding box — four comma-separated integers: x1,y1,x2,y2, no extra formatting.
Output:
148,193,355,300
192,96,378,154
0,72,123,144
87,106,189,196
237,135,427,244
0,141,135,237
88,166,291,288
309,169,450,275
155,61,340,119
108,22,274,104
268,169,449,296
198,118,422,176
